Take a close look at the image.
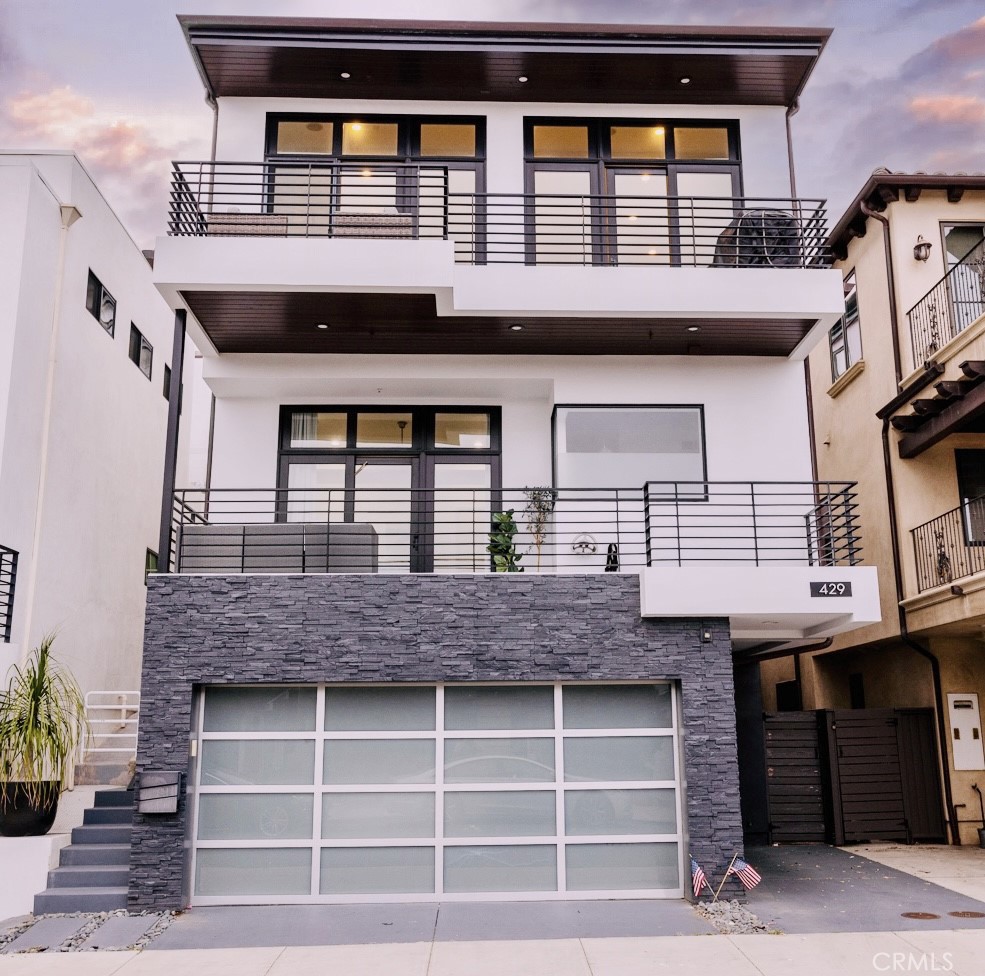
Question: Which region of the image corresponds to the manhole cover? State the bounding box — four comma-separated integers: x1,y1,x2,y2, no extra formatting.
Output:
901,912,941,920
948,911,985,919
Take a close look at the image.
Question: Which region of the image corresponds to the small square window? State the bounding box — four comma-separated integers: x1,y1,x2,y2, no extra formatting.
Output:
128,324,153,379
85,270,116,336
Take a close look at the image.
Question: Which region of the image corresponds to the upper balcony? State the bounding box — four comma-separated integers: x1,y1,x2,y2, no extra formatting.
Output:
155,160,844,360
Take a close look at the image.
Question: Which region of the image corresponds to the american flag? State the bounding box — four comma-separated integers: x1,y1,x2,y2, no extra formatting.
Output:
728,856,762,890
690,856,708,897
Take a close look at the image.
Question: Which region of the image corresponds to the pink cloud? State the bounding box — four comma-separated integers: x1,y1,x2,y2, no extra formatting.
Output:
908,94,985,125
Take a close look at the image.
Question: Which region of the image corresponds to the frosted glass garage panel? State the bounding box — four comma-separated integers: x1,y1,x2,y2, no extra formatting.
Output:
195,848,311,896
555,407,705,491
563,685,672,729
444,738,555,783
323,740,436,784
566,843,679,890
322,793,435,839
444,845,558,892
565,789,677,835
564,737,674,782
198,794,313,840
324,687,436,731
200,740,315,786
444,791,556,837
320,847,435,894
445,686,554,730
204,687,317,732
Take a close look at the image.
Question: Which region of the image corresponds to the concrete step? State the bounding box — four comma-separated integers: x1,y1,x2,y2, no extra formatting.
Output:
59,843,131,866
47,864,129,888
83,806,133,825
94,789,135,809
71,824,132,845
33,887,128,915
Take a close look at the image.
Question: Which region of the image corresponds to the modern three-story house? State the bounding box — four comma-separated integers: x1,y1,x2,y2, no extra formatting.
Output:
129,16,879,911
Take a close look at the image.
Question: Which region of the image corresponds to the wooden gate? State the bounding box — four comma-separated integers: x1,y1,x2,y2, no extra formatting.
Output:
763,713,827,843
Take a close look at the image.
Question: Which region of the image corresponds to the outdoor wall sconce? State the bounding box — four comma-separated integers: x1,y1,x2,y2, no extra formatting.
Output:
914,235,933,262
571,534,597,554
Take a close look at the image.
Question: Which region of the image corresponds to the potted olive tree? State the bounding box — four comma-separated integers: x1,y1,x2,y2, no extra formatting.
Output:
0,635,87,836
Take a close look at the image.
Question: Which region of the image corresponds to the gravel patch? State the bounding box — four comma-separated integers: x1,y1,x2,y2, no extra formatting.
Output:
695,899,774,934
1,911,177,953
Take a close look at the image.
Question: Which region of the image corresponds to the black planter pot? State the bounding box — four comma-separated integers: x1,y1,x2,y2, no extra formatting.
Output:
0,782,60,836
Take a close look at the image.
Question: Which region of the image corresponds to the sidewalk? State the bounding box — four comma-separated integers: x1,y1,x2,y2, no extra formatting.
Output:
0,930,983,975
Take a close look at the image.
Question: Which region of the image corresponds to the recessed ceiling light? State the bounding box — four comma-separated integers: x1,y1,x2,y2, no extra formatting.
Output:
518,76,529,83
510,324,524,331
680,77,691,85
316,323,329,330
340,72,351,79
687,325,700,333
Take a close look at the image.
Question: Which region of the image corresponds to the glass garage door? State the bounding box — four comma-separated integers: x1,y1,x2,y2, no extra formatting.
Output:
191,683,683,903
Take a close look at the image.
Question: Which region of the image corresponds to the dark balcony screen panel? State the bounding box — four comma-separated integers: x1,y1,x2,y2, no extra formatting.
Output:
555,406,705,491
276,121,334,154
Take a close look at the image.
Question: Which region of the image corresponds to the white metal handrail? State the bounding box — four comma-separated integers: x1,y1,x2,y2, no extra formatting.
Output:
82,690,140,760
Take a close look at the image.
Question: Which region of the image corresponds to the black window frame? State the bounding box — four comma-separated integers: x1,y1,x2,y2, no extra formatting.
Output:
0,544,17,643
128,323,153,380
829,269,862,382
85,270,116,337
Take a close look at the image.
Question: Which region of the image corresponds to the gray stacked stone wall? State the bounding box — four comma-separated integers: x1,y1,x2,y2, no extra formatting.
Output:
129,573,744,909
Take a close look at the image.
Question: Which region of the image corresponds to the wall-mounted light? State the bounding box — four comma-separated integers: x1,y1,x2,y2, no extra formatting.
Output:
914,235,933,262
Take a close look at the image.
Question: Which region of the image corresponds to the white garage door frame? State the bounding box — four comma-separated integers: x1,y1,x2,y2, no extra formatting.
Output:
189,681,686,904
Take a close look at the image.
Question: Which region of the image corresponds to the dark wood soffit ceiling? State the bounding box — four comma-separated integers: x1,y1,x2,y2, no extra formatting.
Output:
181,18,829,106
181,290,811,357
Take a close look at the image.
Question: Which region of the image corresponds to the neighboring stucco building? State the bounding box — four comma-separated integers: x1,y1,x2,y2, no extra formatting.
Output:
763,171,985,845
128,16,880,911
0,152,200,697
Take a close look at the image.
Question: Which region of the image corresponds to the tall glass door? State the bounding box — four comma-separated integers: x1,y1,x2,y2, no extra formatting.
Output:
353,460,416,573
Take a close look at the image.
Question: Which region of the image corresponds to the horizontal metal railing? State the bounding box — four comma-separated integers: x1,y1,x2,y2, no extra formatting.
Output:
0,544,17,643
168,160,830,268
81,691,140,764
912,493,985,592
164,482,860,576
908,237,985,367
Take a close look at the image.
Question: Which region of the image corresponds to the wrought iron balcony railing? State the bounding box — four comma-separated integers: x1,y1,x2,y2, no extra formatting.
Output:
912,493,985,592
168,160,830,268
164,482,860,576
908,237,985,368
0,544,17,643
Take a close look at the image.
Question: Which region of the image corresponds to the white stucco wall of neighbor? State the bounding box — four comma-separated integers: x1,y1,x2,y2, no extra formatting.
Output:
0,153,193,694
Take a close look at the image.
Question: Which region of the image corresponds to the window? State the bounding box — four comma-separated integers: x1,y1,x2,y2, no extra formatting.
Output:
553,406,706,492
85,270,116,336
128,324,152,379
829,271,862,381
956,450,985,544
0,544,17,643
144,549,159,585
163,364,172,400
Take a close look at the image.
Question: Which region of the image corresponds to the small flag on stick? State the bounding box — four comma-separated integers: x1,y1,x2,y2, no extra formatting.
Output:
727,856,762,890
690,856,708,897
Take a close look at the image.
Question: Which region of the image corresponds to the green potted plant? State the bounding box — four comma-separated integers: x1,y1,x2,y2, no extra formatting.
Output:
0,635,87,836
487,509,523,572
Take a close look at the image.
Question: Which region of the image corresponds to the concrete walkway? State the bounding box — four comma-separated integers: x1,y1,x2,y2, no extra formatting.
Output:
853,842,985,901
0,931,983,975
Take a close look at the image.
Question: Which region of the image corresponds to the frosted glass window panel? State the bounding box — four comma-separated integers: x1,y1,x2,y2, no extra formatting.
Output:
195,848,311,896
198,794,314,840
673,127,731,160
609,125,666,159
532,125,590,158
341,122,399,156
200,740,315,787
555,407,705,492
445,686,554,730
444,738,556,783
286,463,346,523
564,789,677,835
534,170,593,264
320,847,435,894
612,172,669,264
444,791,556,837
203,687,317,732
277,120,334,154
432,463,491,574
324,686,436,731
564,737,675,783
675,171,737,266
565,842,680,890
444,845,557,892
434,413,491,449
353,462,413,573
419,124,477,157
323,740,436,784
289,412,347,448
563,685,672,729
321,792,435,839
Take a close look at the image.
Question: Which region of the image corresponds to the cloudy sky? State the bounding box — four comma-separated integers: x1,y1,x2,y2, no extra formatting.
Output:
1,0,983,247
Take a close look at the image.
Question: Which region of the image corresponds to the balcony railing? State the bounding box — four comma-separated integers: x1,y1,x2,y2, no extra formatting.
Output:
168,160,830,269
908,237,985,367
912,493,985,592
0,544,17,642
164,482,860,576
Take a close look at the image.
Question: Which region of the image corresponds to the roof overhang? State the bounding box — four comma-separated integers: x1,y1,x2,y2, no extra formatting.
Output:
178,15,830,106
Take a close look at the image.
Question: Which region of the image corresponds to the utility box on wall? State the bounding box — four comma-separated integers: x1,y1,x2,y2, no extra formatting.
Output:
947,693,985,771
